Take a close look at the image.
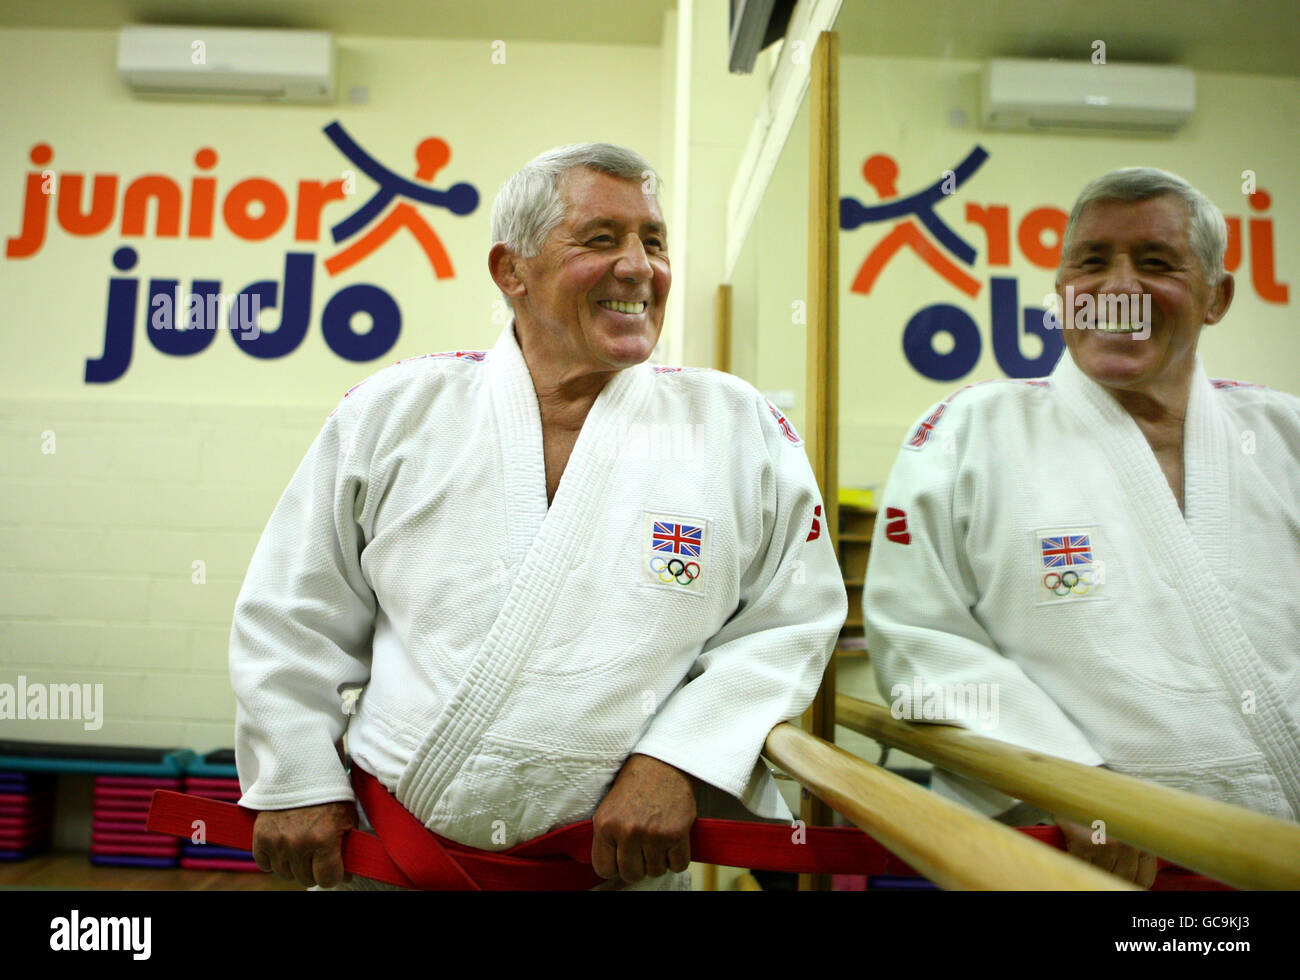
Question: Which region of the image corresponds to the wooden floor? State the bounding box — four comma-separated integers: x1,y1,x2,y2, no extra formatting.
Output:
0,851,302,890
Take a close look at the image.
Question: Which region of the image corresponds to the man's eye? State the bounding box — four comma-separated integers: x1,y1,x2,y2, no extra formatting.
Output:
1078,257,1104,267
645,238,664,249
1142,258,1170,269
588,235,614,245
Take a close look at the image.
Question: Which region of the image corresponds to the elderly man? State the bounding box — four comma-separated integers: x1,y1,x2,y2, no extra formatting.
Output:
864,167,1300,886
230,143,846,891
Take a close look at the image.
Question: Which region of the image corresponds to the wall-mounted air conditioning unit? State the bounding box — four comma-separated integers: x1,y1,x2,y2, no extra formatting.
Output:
117,25,336,103
982,58,1194,133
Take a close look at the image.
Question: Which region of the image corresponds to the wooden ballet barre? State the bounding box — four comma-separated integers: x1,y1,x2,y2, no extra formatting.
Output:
836,694,1300,891
762,722,1135,890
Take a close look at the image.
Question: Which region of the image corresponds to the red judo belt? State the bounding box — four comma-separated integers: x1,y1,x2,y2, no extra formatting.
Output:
144,767,1230,890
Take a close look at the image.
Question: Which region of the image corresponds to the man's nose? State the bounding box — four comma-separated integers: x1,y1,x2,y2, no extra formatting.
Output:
614,235,653,279
1100,255,1141,295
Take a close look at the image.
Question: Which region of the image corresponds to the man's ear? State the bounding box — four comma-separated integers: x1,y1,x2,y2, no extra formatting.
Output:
1203,272,1234,326
489,243,527,302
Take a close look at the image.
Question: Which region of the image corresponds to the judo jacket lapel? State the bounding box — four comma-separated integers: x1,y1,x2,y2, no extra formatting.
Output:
1053,353,1300,810
396,323,654,820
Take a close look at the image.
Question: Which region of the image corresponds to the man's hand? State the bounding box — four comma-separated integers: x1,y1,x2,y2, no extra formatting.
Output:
591,754,697,885
1053,814,1158,888
252,801,358,889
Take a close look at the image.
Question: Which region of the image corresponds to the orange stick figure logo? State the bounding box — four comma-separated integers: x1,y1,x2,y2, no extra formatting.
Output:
842,147,989,298
322,121,479,279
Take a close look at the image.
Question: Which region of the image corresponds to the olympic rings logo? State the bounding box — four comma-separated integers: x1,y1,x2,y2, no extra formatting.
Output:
650,556,700,585
1042,569,1099,596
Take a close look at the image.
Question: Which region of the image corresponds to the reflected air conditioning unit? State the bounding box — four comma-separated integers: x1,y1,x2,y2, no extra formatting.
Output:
982,58,1194,133
117,25,336,103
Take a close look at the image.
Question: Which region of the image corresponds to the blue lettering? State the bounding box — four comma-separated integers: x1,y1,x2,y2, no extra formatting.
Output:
321,284,401,362
85,246,139,384
903,304,982,381
990,276,1063,377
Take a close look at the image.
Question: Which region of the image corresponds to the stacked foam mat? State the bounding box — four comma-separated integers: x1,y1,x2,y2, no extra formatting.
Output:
0,740,195,871
181,750,258,872
91,775,182,868
0,771,55,860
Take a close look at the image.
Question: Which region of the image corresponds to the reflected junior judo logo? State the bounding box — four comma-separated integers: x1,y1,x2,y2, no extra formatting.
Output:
1035,528,1106,603
841,147,988,299
843,147,1291,384
841,146,1064,383
642,513,708,594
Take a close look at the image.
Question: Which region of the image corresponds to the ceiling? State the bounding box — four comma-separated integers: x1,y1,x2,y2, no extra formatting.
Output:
834,0,1300,77
2,0,1296,76
0,0,676,45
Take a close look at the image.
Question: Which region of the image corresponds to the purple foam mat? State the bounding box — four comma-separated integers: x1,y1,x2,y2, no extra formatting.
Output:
181,844,255,860
0,842,51,861
867,876,941,890
0,781,47,794
90,854,179,869
0,772,55,788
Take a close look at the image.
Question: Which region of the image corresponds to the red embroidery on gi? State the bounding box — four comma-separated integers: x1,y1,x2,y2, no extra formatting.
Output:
885,507,911,545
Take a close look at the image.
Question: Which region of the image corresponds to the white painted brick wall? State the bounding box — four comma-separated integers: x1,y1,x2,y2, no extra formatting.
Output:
0,398,327,752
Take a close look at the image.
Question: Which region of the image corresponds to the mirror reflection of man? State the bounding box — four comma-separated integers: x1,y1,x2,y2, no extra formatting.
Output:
231,143,847,891
866,168,1300,888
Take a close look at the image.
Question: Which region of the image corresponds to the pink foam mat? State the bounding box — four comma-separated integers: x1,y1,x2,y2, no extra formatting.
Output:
92,787,161,801
94,776,182,789
183,778,241,789
92,831,176,846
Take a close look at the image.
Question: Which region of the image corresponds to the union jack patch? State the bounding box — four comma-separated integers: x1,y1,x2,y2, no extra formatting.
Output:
1034,526,1107,605
641,512,709,596
904,379,1051,452
767,402,803,447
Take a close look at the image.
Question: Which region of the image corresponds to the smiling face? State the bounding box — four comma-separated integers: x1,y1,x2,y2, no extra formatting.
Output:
502,168,670,380
1056,194,1232,402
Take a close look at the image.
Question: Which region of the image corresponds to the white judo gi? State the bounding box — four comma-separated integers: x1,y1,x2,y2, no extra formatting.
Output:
865,350,1300,821
231,322,846,863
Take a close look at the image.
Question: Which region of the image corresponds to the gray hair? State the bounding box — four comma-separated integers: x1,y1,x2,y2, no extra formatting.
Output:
491,143,663,259
1061,167,1228,283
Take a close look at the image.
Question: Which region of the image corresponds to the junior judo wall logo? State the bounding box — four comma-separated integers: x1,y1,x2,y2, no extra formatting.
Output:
841,146,1290,382
4,121,479,383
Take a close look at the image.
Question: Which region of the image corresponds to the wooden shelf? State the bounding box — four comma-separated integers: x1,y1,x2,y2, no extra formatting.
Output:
837,503,874,652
